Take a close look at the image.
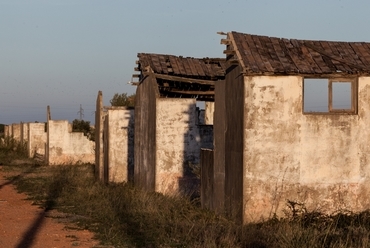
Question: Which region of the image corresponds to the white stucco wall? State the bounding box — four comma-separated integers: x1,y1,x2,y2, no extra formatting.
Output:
104,108,134,183
21,122,28,143
155,98,200,194
47,120,94,165
243,76,370,223
11,123,21,141
28,123,46,158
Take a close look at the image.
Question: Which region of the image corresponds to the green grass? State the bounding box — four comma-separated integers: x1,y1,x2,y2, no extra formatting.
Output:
2,145,370,247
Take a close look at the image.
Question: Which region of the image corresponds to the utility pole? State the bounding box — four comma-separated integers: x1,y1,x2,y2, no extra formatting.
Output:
77,104,84,120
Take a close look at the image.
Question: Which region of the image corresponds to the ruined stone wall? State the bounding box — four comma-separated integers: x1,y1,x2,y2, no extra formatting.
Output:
103,108,134,183
47,120,94,165
27,123,46,158
242,76,370,223
11,123,21,141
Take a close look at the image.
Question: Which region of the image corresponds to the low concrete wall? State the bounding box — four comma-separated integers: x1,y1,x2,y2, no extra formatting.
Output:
103,108,134,183
20,122,28,144
47,120,94,165
27,123,46,158
11,123,21,141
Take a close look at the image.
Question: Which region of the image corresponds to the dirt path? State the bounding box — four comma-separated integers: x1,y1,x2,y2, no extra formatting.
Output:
0,169,100,248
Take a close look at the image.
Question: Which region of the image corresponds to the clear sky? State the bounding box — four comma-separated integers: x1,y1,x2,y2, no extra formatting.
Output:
1,0,370,124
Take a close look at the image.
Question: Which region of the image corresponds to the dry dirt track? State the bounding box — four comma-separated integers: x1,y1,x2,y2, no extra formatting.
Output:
0,168,100,248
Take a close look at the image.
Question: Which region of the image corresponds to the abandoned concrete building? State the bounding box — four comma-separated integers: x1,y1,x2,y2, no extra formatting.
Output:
213,31,370,223
134,53,225,195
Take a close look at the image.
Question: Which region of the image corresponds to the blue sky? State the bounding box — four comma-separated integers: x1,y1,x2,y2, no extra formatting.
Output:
1,0,370,124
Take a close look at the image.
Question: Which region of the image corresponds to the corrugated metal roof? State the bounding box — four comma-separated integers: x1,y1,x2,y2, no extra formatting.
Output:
137,53,226,79
227,31,370,75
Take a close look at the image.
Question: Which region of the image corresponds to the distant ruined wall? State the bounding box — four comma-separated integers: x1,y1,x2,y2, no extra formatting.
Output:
47,120,94,165
27,123,46,158
11,123,21,141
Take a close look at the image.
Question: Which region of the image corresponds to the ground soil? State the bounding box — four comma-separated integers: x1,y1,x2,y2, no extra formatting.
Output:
0,168,101,248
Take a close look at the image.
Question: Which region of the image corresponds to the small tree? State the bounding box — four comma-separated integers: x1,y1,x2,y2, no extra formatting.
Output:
72,119,95,141
110,93,135,107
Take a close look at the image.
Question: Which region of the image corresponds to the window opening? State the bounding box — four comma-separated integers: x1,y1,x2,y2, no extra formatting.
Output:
303,78,357,114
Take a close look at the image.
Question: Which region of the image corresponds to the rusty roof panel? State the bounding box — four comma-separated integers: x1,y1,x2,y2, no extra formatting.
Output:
137,53,225,79
229,32,370,75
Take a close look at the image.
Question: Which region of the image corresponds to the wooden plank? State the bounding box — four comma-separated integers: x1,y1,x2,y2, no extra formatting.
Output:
194,59,206,77
259,36,286,73
318,41,347,72
340,42,367,70
335,42,358,71
199,60,212,77
245,34,269,72
163,89,215,95
186,58,199,76
285,39,314,74
148,54,162,73
270,37,295,73
331,42,353,72
234,33,259,73
349,42,370,69
251,35,274,72
175,57,187,75
304,41,331,73
143,72,216,85
158,55,168,74
179,57,193,75
168,56,181,75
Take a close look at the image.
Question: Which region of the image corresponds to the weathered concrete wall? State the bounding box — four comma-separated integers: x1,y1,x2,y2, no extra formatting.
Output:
47,120,94,165
241,76,370,223
103,108,134,183
155,98,200,194
4,125,10,137
11,123,21,141
27,123,46,158
20,122,28,144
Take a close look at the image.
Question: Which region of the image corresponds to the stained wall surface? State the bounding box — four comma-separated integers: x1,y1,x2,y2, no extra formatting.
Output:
20,122,28,143
47,120,95,165
155,98,200,194
11,124,21,141
242,76,370,223
27,123,46,158
103,108,134,183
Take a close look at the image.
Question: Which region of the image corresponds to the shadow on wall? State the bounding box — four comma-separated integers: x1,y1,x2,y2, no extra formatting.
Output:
178,104,214,198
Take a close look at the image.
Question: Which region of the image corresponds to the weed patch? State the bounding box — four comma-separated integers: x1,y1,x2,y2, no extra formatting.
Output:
3,159,370,247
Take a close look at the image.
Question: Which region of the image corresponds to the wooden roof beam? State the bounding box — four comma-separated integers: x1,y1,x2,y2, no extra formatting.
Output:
143,72,217,85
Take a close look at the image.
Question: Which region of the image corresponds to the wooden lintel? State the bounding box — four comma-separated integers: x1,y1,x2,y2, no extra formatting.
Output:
163,90,215,95
228,59,239,65
143,72,216,85
223,49,236,55
221,39,231,45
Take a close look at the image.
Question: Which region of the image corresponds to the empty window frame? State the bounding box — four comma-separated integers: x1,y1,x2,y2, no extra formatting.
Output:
303,78,357,114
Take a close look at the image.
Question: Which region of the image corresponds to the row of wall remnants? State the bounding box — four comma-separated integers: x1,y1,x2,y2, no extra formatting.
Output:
4,108,94,165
